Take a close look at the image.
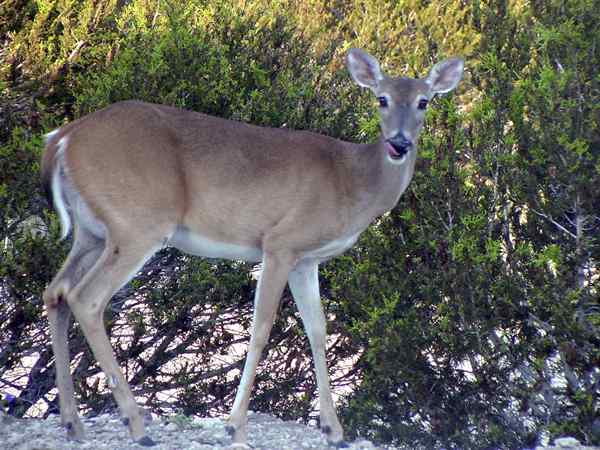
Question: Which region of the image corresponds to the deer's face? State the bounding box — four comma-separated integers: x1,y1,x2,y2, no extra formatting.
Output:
347,49,464,164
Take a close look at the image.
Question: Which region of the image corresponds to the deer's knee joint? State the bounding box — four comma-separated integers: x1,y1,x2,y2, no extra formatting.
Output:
64,287,81,308
65,286,103,316
44,279,71,308
43,291,61,309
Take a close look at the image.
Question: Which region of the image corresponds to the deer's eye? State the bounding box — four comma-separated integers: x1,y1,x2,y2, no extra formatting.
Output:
377,96,388,108
417,98,429,110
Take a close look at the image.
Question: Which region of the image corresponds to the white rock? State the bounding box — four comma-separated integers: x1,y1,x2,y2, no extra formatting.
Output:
198,417,222,428
352,440,376,449
165,422,178,432
554,436,581,447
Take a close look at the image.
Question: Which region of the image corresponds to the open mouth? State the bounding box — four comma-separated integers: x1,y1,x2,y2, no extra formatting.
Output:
385,140,410,160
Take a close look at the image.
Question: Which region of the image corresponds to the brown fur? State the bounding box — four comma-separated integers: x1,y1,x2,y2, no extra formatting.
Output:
41,49,463,447
45,101,410,250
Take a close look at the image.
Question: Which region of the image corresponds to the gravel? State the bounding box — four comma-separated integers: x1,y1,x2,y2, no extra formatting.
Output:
0,411,393,450
1,411,598,450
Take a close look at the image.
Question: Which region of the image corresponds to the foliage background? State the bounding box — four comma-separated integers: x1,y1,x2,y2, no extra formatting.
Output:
1,1,598,448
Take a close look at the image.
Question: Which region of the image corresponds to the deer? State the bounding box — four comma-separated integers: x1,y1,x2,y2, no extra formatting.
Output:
40,48,463,447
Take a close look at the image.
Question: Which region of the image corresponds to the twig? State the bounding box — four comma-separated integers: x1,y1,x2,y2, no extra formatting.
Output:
530,208,576,239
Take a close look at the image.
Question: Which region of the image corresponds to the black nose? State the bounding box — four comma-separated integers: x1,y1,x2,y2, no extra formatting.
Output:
387,133,413,154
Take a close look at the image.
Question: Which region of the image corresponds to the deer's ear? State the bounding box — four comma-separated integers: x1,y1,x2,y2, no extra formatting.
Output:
347,48,383,91
426,57,464,94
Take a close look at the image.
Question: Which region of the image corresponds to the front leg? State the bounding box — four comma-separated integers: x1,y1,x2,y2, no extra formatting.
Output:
227,252,295,447
288,261,346,447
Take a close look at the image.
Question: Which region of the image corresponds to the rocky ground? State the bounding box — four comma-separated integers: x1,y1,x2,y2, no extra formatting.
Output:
0,411,394,450
0,411,597,450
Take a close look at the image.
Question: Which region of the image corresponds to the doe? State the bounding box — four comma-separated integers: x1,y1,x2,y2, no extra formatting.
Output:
41,49,463,447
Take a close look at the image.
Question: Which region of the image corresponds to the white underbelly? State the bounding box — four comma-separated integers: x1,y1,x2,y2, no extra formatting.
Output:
169,227,361,265
168,227,262,262
301,233,361,262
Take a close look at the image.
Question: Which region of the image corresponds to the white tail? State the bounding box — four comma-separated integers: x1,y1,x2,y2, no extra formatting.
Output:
41,49,463,446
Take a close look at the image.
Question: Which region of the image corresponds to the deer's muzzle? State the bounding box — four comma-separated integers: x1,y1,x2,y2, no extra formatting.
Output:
386,134,413,159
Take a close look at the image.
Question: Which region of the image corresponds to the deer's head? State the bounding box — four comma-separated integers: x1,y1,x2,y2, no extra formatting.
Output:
347,48,464,164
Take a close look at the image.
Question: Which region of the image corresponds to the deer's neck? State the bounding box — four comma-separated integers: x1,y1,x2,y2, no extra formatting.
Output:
349,138,417,219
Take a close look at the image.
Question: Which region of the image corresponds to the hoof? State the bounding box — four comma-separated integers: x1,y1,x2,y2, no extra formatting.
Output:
137,435,156,446
65,419,85,441
321,424,346,447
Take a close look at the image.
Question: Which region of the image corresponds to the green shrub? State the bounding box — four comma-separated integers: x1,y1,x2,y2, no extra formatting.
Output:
1,1,598,449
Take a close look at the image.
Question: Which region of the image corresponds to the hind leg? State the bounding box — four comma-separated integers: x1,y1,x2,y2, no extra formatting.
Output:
65,233,162,445
43,225,104,439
